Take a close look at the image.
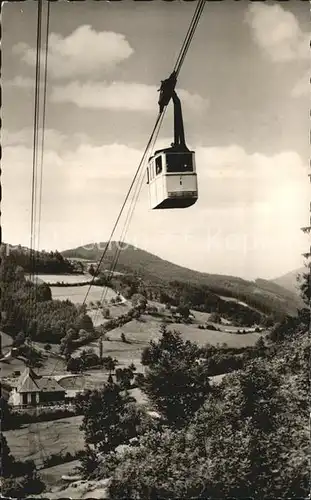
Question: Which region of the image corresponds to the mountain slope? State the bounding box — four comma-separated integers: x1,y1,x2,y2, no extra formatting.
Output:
62,242,303,317
272,267,305,296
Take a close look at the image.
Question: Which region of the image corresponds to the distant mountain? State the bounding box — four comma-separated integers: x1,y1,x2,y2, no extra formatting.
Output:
62,242,304,317
271,267,305,296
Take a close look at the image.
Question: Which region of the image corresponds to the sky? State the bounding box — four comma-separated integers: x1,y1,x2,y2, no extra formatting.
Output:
2,0,310,280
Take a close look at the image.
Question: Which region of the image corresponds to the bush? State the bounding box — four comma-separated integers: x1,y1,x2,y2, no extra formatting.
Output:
9,407,78,429
43,450,83,468
103,308,111,319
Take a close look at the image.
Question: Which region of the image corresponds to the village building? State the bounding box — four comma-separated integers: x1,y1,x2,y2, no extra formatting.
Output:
9,367,66,407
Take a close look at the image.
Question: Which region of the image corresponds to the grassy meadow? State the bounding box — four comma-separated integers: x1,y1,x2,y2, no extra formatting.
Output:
4,416,84,468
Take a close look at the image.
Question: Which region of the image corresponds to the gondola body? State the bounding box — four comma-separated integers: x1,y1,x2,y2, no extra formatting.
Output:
147,147,198,209
148,77,198,210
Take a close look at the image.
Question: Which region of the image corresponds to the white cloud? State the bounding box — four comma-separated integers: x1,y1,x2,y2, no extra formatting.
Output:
196,146,308,211
2,128,67,150
2,136,308,278
197,145,305,181
50,80,209,113
13,25,134,79
5,76,36,89
2,128,93,160
291,72,309,97
245,3,309,62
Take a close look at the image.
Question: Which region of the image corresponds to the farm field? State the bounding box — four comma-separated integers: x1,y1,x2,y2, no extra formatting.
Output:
74,315,164,369
219,295,251,308
88,301,130,327
36,274,92,285
1,331,13,351
39,459,81,488
36,354,67,376
4,416,84,468
74,312,264,372
51,285,118,305
75,337,146,370
105,313,264,348
169,323,264,348
1,332,28,379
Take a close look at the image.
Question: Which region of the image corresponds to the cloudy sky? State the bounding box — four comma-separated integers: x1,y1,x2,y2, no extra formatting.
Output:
2,0,309,280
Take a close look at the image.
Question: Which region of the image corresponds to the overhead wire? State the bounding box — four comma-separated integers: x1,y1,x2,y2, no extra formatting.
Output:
28,0,44,340
82,112,163,306
85,0,206,313
92,113,165,325
36,0,52,469
22,0,205,470
36,0,51,252
174,0,205,76
28,0,51,468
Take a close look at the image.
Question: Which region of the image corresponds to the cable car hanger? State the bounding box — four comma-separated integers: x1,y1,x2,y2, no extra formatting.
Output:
147,69,198,210
157,70,188,152
82,0,206,303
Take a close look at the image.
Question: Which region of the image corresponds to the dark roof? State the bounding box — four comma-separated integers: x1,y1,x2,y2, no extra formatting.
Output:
16,368,65,393
36,377,65,392
16,367,40,393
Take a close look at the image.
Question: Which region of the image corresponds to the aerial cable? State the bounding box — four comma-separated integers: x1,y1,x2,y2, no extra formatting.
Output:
28,0,50,351
30,0,43,273
93,113,165,317
82,112,163,305
96,0,206,292
29,1,51,458
27,1,57,466
174,0,205,68
29,0,43,326
83,0,206,306
106,117,163,269
174,0,205,76
37,0,51,253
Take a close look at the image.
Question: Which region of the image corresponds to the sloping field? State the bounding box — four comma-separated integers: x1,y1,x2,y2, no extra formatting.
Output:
169,323,264,348
51,285,117,305
88,301,131,327
4,416,84,468
74,312,263,371
1,331,13,351
0,357,28,379
73,315,164,369
39,460,81,488
36,274,92,285
219,295,250,308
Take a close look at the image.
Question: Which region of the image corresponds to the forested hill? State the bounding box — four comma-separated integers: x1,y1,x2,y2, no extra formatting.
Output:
1,244,80,274
62,242,304,317
271,267,305,296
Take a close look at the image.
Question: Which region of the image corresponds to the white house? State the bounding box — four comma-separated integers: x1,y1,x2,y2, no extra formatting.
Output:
9,367,66,406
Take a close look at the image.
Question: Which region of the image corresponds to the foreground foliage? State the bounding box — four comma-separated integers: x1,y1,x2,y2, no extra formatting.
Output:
0,433,45,498
107,331,309,498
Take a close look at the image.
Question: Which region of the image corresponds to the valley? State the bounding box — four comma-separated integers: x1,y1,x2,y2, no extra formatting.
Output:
0,243,308,499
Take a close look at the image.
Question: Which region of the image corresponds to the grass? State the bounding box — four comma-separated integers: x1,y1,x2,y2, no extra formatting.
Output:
88,301,131,327
219,295,250,308
39,459,81,489
1,357,28,379
4,416,84,468
1,305,263,492
73,310,264,372
73,315,164,370
50,284,118,305
1,331,13,350
1,332,66,383
169,323,264,348
36,274,92,285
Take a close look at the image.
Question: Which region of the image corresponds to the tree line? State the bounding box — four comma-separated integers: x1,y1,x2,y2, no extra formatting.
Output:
0,251,95,344
72,269,309,499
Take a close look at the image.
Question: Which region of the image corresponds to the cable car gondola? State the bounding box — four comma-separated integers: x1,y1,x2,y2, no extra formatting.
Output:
147,72,198,210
